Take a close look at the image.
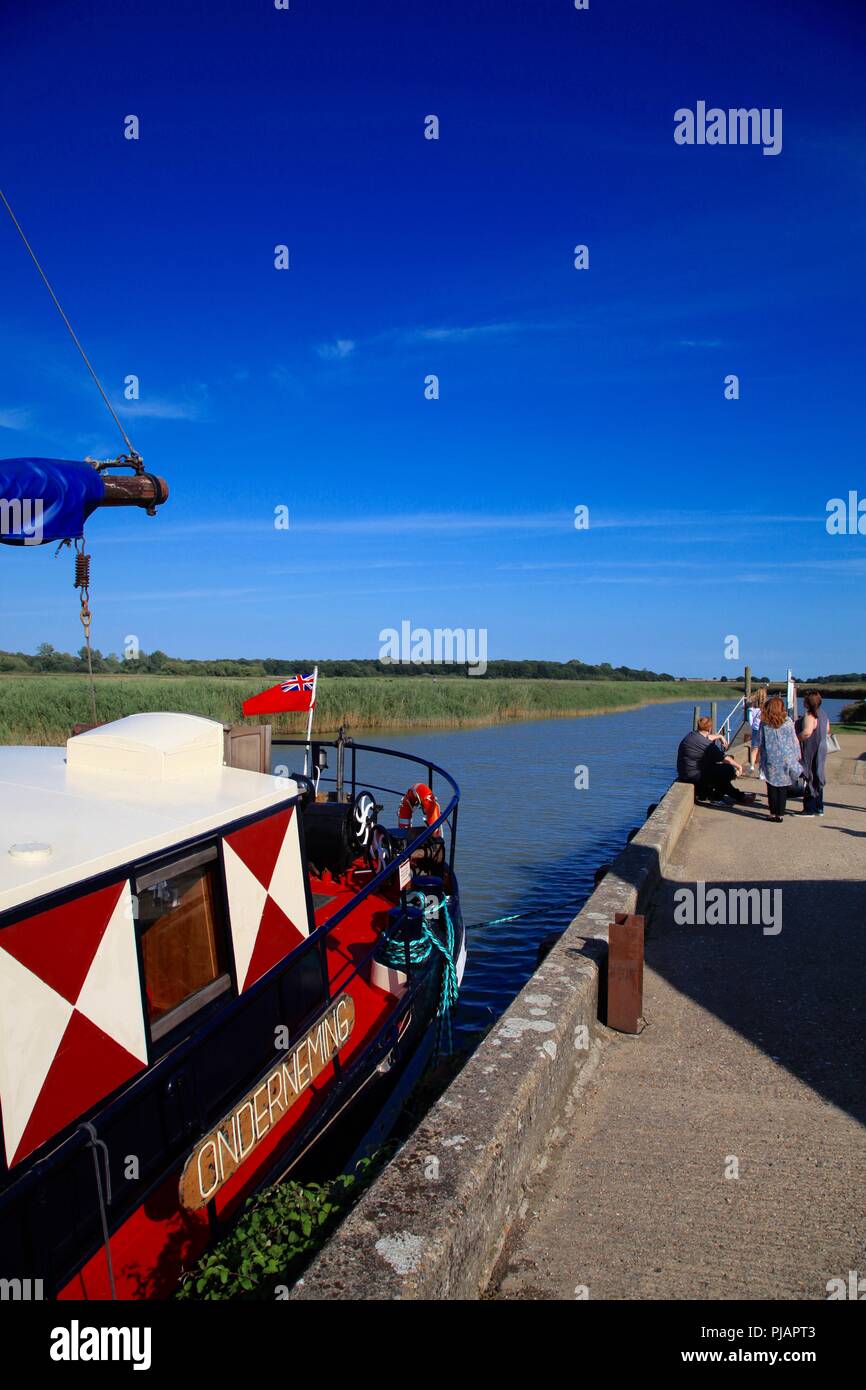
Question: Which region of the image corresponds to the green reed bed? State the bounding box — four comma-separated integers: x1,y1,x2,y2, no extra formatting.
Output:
0,675,735,745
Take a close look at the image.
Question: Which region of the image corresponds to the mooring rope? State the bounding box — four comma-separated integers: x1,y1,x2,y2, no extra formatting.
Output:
378,890,460,1055
465,905,576,932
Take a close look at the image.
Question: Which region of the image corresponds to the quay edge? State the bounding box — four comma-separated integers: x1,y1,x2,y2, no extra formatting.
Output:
290,780,696,1301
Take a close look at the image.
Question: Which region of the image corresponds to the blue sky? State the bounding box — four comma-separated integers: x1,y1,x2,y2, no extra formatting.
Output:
0,0,864,676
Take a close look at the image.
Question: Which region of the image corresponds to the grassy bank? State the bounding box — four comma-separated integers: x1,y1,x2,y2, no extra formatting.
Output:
0,675,740,746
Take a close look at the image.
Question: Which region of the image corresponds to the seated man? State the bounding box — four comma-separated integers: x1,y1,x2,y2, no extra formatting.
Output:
677,717,756,805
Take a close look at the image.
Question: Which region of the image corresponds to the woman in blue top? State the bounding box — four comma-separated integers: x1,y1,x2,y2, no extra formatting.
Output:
759,696,803,822
746,687,767,774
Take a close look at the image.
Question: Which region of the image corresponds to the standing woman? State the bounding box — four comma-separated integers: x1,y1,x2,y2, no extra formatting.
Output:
747,687,767,774
797,690,830,817
759,695,803,822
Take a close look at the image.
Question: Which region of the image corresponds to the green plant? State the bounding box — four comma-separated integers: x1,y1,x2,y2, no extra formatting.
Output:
840,701,866,726
175,1161,376,1300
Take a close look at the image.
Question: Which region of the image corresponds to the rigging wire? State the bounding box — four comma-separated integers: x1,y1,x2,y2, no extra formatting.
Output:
0,185,137,728
0,186,139,459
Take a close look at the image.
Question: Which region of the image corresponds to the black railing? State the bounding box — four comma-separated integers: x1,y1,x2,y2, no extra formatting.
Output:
272,735,462,889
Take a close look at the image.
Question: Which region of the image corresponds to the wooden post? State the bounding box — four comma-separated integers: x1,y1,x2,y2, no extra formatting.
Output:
692,705,700,731
710,701,718,733
607,913,645,1033
744,665,752,706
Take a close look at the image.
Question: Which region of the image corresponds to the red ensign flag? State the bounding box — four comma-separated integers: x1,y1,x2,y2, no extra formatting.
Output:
242,672,317,716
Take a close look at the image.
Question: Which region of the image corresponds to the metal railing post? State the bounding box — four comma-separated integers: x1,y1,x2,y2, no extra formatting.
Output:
449,802,459,875
336,728,345,802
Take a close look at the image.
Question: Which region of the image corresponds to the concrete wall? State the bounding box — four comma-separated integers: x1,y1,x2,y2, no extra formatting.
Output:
291,780,695,1301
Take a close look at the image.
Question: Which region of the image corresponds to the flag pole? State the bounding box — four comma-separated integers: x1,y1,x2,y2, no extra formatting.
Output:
303,667,318,778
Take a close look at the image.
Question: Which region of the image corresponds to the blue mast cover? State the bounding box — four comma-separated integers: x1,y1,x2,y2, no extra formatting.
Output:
0,458,105,545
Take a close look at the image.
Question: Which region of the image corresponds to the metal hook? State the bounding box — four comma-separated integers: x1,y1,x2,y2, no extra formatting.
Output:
77,1122,116,1300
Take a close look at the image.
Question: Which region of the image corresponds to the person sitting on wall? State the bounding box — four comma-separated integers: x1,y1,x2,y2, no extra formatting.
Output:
676,716,757,805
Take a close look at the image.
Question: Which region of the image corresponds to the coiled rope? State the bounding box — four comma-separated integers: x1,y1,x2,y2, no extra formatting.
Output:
379,890,460,1055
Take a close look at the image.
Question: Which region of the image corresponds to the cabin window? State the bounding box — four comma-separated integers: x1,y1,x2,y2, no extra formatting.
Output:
136,847,231,1041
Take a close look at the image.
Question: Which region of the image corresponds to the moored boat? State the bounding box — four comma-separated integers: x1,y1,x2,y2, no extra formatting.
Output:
0,713,465,1299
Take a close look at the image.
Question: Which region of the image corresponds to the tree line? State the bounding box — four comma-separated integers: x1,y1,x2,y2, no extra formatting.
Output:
0,645,684,682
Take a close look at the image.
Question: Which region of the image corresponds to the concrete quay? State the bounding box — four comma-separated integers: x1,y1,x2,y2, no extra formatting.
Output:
293,734,866,1301
490,743,866,1300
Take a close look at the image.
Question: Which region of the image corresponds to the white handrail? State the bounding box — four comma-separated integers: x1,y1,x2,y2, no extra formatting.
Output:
718,696,746,743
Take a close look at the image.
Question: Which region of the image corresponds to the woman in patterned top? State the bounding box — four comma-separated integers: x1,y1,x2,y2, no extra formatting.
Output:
758,696,803,822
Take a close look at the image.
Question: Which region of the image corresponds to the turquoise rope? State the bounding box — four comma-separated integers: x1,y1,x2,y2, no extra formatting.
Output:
379,890,459,1055
466,907,557,931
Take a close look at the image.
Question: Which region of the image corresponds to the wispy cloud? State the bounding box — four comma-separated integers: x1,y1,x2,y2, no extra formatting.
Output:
299,510,566,536
312,319,562,361
315,338,356,360
92,507,827,547
97,585,265,603
590,511,822,530
93,512,566,544
268,365,305,394
397,322,538,344
0,406,32,431
114,394,204,422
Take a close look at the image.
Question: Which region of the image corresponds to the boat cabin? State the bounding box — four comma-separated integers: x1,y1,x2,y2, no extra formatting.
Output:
0,713,463,1299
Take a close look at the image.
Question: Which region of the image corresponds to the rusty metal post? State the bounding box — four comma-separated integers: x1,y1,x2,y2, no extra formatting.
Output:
97,475,169,510
606,912,644,1033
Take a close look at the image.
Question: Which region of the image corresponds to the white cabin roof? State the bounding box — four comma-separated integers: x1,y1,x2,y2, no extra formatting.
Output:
0,714,298,915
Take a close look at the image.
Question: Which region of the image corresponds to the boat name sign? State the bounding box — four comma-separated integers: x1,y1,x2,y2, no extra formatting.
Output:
179,993,355,1210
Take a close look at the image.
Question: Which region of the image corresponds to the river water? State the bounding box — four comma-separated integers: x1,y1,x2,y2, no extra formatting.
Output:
308,698,849,1047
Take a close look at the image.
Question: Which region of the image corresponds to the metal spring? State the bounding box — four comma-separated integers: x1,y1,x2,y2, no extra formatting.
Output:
75,550,91,590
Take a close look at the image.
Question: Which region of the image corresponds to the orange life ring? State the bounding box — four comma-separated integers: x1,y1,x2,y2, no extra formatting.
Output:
397,783,442,836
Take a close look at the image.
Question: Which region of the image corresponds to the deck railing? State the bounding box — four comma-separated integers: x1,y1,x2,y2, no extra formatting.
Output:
272,733,461,886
